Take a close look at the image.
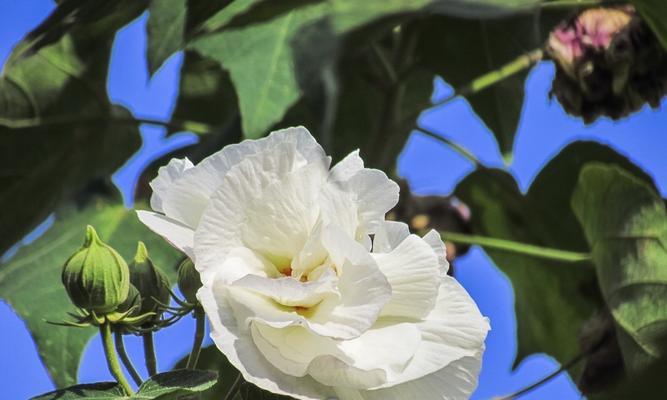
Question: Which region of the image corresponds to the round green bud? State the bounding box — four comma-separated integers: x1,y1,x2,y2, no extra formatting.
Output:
116,284,142,317
177,258,201,304
129,242,171,316
61,225,130,313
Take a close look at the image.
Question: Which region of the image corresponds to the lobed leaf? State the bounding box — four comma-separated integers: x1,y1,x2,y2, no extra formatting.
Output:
572,164,667,372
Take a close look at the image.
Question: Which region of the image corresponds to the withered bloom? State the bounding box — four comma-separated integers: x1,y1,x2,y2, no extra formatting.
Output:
547,6,667,123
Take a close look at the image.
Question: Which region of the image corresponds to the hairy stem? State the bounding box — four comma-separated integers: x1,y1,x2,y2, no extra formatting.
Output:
186,306,206,369
114,330,143,386
142,332,158,377
441,231,592,263
100,321,134,395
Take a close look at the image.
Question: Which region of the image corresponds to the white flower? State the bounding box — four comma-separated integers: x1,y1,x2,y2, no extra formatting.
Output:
139,127,489,400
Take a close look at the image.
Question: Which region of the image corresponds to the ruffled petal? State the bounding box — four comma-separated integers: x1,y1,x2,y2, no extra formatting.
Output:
160,126,328,228
334,351,484,400
373,276,489,389
149,157,194,214
136,211,195,258
198,282,335,400
423,229,449,274
373,234,441,318
372,221,410,253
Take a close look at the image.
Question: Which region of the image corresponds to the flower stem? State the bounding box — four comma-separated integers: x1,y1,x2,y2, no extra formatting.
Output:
142,332,158,377
114,330,143,387
100,321,134,395
223,372,243,400
414,127,480,166
186,306,206,369
496,349,589,399
441,231,592,263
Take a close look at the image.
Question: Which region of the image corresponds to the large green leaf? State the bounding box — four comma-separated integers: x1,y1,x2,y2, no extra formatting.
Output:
572,164,667,373
188,0,542,140
417,15,541,160
32,369,217,399
146,0,187,75
0,0,146,255
173,346,290,400
632,0,667,50
454,141,656,372
0,198,181,388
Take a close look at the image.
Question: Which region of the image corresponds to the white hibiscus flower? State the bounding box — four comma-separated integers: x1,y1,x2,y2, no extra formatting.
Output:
139,127,489,400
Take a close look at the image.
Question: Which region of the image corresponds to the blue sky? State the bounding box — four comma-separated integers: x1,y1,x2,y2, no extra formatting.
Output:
1,2,666,399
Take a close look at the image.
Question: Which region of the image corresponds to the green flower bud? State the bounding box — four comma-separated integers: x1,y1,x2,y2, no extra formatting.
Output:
177,258,201,304
129,242,171,316
116,284,142,317
61,225,130,313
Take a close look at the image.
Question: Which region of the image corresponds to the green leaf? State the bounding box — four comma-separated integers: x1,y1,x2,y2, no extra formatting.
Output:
0,198,181,388
190,2,329,139
189,0,541,141
417,15,541,160
173,347,290,400
31,370,217,399
135,369,218,399
31,382,124,400
173,346,241,399
0,0,146,255
454,141,656,373
170,50,239,135
147,0,187,76
632,0,667,50
572,164,667,372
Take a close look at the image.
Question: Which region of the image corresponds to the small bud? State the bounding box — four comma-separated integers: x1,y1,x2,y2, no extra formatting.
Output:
61,226,130,313
129,242,171,316
116,284,142,317
177,258,201,304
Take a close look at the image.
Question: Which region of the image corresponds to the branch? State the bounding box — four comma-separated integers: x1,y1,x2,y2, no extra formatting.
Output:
441,231,592,263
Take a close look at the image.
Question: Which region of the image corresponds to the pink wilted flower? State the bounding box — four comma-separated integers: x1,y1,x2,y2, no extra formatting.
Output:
546,6,667,123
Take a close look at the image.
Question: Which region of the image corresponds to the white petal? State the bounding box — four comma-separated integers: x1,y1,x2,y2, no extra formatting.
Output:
372,221,410,253
374,276,489,389
314,226,392,338
161,126,328,228
423,229,449,274
232,269,339,308
198,284,335,400
345,168,399,233
330,150,363,182
136,210,195,258
210,247,280,287
308,321,422,389
334,351,484,400
250,320,421,389
194,156,326,284
149,157,194,213
373,234,441,318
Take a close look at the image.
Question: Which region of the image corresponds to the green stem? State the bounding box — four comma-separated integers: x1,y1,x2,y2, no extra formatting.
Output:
186,306,206,369
143,332,158,377
441,231,592,263
100,321,134,395
223,372,243,400
0,115,215,135
415,127,480,166
540,0,624,10
496,348,589,399
114,330,143,387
